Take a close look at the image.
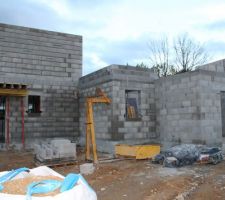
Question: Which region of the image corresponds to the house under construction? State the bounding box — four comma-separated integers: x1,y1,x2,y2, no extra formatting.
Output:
0,23,225,152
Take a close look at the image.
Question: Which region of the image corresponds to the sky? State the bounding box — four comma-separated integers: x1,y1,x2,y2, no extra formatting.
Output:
0,0,225,75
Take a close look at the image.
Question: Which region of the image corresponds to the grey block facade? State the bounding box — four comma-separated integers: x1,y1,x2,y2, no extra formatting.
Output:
0,23,82,147
155,59,225,150
1,23,225,153
79,65,158,151
79,59,225,152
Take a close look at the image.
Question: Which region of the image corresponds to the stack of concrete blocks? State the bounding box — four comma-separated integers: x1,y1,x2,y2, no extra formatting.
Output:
0,23,82,147
79,65,158,153
34,139,76,162
155,59,225,150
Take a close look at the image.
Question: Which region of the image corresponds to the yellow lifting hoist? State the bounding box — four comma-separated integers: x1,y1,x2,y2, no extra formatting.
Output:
85,88,111,163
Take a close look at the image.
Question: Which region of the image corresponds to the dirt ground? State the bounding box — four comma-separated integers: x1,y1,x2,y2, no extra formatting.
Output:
0,150,225,200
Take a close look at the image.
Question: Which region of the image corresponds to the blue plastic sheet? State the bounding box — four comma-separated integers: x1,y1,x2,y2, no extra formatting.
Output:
26,180,62,200
60,173,79,192
0,167,29,191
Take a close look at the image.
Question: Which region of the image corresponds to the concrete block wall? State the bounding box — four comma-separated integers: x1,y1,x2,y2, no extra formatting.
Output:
198,59,225,73
79,66,114,143
79,65,158,151
195,68,225,146
155,71,204,149
0,23,82,146
3,23,225,153
196,71,223,146
79,81,113,141
191,60,225,147
0,23,82,81
115,78,157,141
155,59,225,150
9,96,22,143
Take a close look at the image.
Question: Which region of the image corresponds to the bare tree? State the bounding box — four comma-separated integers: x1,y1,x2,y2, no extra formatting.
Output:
136,62,148,68
148,36,172,77
173,33,208,72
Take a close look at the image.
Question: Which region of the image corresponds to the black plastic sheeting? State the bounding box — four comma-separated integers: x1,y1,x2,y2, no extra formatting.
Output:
152,144,223,167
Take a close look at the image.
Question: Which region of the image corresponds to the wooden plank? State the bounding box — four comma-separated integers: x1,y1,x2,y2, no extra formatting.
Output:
115,144,160,160
0,88,28,96
99,158,133,163
85,88,111,164
34,157,77,168
89,100,98,163
86,101,91,160
136,145,160,159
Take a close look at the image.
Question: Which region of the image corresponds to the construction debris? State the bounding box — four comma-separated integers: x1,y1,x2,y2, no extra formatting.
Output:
163,157,180,168
152,144,223,167
198,147,223,164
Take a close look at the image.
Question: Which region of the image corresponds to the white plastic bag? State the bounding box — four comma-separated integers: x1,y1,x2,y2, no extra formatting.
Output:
0,166,97,200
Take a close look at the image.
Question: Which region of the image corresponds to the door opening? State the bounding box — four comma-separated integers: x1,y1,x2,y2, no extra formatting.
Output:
0,96,6,142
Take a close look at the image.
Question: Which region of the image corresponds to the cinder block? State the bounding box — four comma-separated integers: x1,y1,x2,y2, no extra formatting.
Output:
80,163,95,175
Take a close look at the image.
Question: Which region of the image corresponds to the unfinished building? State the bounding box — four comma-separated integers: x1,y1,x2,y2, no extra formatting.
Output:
0,23,225,153
79,65,158,152
0,23,82,149
79,60,225,152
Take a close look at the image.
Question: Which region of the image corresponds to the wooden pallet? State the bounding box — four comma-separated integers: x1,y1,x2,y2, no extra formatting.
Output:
34,157,78,168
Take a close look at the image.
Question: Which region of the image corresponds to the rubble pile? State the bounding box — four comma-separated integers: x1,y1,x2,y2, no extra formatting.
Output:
153,144,223,167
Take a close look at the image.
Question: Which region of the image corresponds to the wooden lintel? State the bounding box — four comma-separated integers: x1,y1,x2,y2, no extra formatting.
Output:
87,97,111,104
0,88,28,96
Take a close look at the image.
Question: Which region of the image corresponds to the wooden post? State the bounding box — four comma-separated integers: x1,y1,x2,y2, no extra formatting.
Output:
21,98,25,149
85,100,91,160
89,100,98,163
85,88,111,164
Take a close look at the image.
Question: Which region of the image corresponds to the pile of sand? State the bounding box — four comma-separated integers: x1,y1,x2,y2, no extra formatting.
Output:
1,175,63,196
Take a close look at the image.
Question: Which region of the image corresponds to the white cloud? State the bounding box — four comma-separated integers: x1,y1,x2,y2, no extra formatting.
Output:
199,3,225,22
31,0,73,19
2,0,225,74
29,0,225,43
85,52,108,71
